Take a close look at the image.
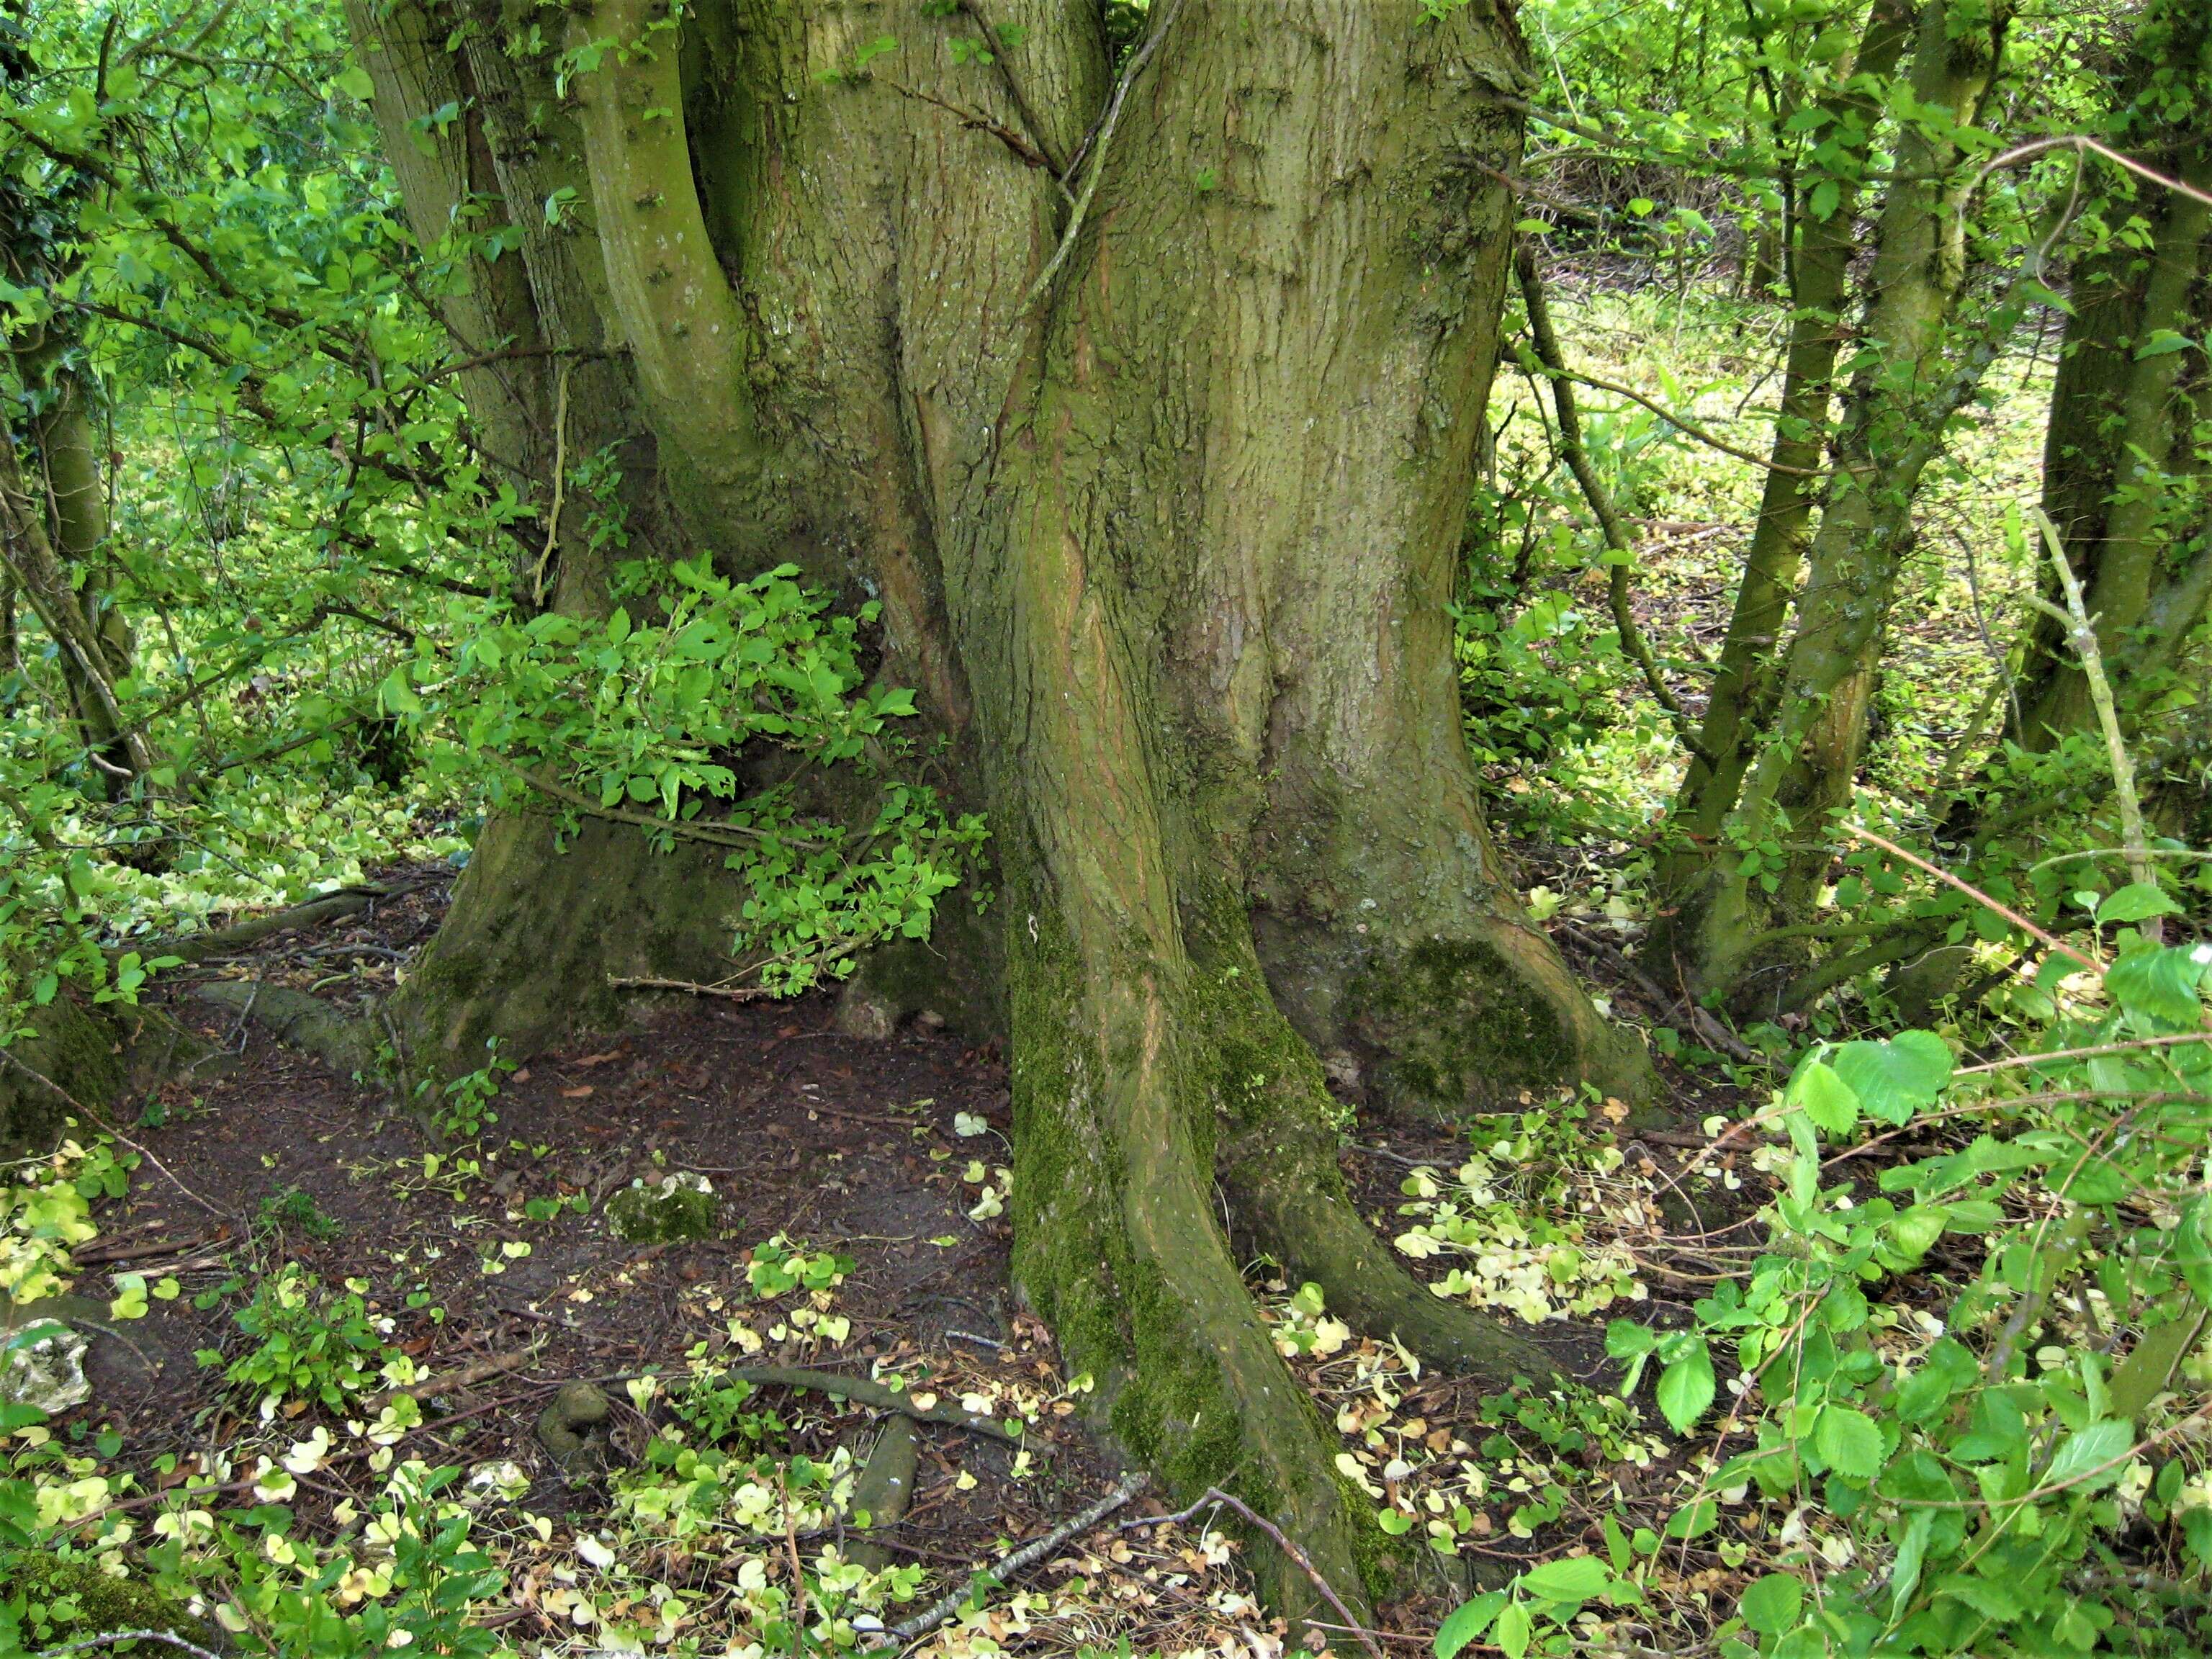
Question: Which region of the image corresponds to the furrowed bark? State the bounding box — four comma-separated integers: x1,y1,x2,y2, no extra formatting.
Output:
365,0,1637,1619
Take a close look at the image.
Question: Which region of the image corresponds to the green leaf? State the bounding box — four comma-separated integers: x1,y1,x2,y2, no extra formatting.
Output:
1605,1321,1657,1359
1808,178,1840,220
1789,1057,1858,1135
2104,943,2206,1024
1493,1599,1532,1659
2044,1419,2136,1493
1888,1508,1933,1617
1830,1030,1951,1126
2096,881,2180,923
2133,328,2196,359
1814,1403,1884,1480
1740,1573,1804,1635
1933,1573,2021,1621
1518,1555,1613,1604
1434,1593,1506,1659
1656,1340,1716,1434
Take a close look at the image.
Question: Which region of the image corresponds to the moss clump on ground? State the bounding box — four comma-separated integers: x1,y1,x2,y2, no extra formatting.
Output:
0,1550,212,1651
606,1171,719,1244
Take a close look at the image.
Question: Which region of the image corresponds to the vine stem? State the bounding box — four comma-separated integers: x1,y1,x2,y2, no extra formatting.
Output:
1021,0,1187,313
2028,508,2156,938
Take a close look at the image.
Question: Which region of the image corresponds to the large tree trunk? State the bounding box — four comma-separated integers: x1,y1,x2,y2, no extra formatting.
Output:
353,0,1649,1617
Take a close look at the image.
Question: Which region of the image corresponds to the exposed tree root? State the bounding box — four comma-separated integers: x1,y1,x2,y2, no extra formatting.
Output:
189,982,374,1079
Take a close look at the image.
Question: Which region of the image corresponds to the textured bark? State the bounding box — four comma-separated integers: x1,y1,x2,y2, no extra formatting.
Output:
362,0,1645,1615
1660,0,2014,1002
1658,0,1912,915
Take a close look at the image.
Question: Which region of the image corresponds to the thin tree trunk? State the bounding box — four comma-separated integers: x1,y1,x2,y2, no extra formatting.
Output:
1663,0,2013,1001
4,334,149,791
1653,0,1911,960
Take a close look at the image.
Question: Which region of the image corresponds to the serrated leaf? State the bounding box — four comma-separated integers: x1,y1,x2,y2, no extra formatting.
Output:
1519,1555,1613,1604
1831,1030,1951,1126
1815,1403,1885,1480
1434,1593,1506,1659
2104,943,2206,1024
1493,1599,1532,1659
1789,1057,1859,1135
2044,1419,2136,1493
1740,1573,1804,1635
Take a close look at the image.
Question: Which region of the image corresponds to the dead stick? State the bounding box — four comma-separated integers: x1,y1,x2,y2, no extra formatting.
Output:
877,1473,1148,1647
1120,1485,1388,1659
365,1347,532,1411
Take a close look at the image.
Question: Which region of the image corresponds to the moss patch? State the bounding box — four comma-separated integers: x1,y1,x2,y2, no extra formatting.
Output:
606,1172,720,1244
0,1551,211,1651
1351,937,1570,1118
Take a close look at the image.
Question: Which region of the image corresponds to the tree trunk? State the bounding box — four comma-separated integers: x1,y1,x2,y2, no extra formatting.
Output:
1657,0,2013,1004
2,335,149,792
354,0,1648,1617
1656,0,1911,930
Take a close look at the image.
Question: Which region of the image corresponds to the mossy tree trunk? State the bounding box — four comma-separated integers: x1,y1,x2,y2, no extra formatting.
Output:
354,0,1650,1617
1653,0,2013,1007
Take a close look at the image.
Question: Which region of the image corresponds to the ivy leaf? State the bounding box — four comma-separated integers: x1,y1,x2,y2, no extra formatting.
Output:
1831,1030,1951,1125
1815,1403,1885,1480
1656,1339,1716,1434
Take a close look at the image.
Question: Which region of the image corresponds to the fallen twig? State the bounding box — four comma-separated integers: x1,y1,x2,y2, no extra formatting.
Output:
367,1347,533,1411
734,1365,1022,1443
876,1472,1148,1647
1121,1485,1386,1659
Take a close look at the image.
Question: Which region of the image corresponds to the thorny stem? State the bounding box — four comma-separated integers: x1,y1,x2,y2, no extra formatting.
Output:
2030,510,2155,936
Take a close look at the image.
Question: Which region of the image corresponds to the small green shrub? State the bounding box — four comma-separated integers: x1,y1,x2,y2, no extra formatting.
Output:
253,1184,341,1244
202,1266,392,1411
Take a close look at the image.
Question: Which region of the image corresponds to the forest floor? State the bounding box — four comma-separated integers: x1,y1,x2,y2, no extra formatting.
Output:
43,866,1766,1656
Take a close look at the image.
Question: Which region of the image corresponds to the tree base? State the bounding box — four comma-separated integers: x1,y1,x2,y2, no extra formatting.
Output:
390,808,739,1077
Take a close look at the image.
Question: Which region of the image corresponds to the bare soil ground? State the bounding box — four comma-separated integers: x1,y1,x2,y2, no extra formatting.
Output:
57,868,1746,1653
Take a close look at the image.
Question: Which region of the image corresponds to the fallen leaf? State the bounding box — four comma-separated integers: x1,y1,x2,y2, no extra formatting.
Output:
562,1086,595,1100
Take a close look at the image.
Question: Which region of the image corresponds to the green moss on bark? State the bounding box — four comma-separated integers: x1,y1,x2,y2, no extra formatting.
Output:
1351,938,1568,1116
